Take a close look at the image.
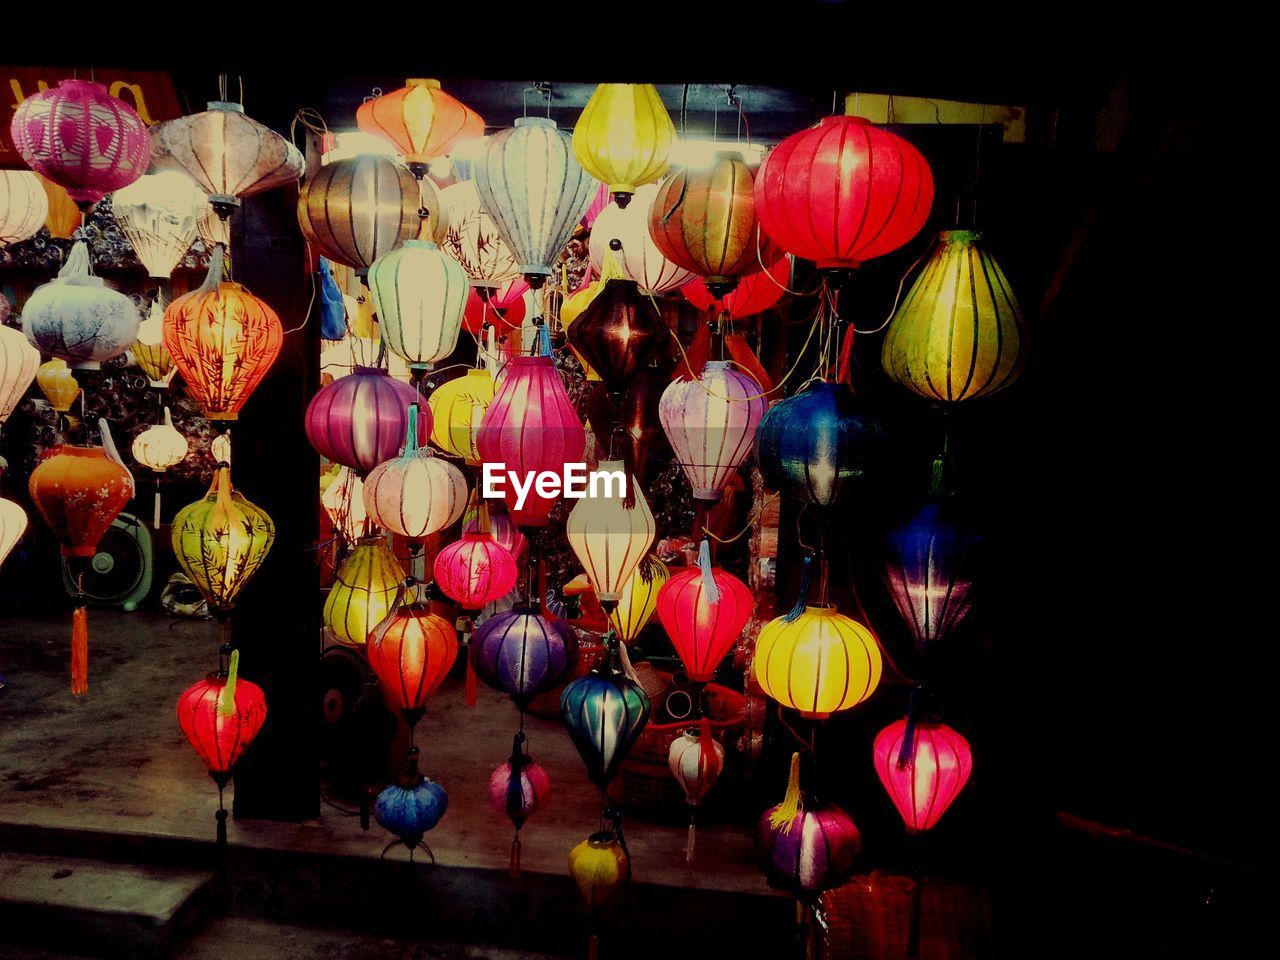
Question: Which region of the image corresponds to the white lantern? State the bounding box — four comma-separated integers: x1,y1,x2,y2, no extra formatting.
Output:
1,324,41,425
132,407,189,472
363,404,467,539
1,170,48,247
194,194,231,248
0,495,28,568
132,297,174,387
433,180,520,288
564,459,655,605
111,171,201,279
211,433,232,465
367,240,467,371
588,184,695,295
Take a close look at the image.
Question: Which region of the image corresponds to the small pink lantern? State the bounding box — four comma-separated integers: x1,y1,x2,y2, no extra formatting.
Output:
305,367,431,476
432,530,519,610
10,80,151,208
873,716,973,833
488,732,551,877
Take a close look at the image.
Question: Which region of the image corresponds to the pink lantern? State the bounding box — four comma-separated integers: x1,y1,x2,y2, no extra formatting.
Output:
873,717,973,833
488,732,552,877
10,80,151,207
463,499,527,561
581,181,612,230
305,367,431,476
432,531,519,609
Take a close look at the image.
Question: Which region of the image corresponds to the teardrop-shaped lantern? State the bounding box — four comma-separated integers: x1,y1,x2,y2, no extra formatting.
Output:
432,180,520,288
588,184,695,294
560,654,650,790
305,367,430,475
0,323,40,424
367,239,468,371
374,747,448,850
683,254,790,319
357,79,485,175
883,500,978,649
367,593,458,726
111,171,201,279
427,368,495,465
565,460,655,605
177,662,267,784
471,604,578,709
35,359,79,412
608,554,668,645
573,83,675,206
656,556,754,682
297,156,420,273
364,404,468,539
873,717,973,833
324,535,405,645
133,296,175,387
1,170,48,246
132,407,188,472
1,496,28,569
754,605,882,719
29,444,133,557
432,531,518,609
474,118,598,288
567,280,667,397
881,230,1028,403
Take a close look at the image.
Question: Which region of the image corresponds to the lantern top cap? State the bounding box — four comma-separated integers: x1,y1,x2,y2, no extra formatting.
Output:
353,534,386,547
405,79,442,90
513,117,558,130
51,445,107,458
821,115,872,127
53,79,108,93
351,366,392,376
206,101,247,115
506,354,551,366
713,149,746,162
802,603,840,617
586,830,618,847
938,230,981,245
402,239,440,250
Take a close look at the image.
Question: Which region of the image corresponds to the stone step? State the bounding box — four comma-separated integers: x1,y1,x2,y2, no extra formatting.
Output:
0,853,212,960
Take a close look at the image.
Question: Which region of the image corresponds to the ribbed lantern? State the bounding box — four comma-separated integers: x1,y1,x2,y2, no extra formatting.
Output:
462,499,527,561
39,174,82,240
490,736,552,876
475,354,586,527
35,360,79,412
569,830,631,915
1,497,27,569
432,530,518,609
176,658,267,784
132,407,188,471
427,368,495,464
588,184,695,294
375,748,448,852
357,79,485,175
433,180,520,288
305,367,430,475
609,554,668,645
22,241,140,369
10,79,150,207
567,280,668,398
683,254,790,319
659,360,767,502
882,230,1028,403
669,721,725,862
873,717,973,833
1,170,48,246
171,466,275,618
0,323,40,424
656,552,754,682
560,654,650,789
565,460,655,606
320,465,374,543
132,297,174,387
194,194,231,247
363,404,468,539
111,171,201,279
367,592,459,726
471,604,578,709
297,156,420,273
883,501,977,649
367,239,467,371
572,83,675,206
474,118,597,288
755,116,933,272
324,536,405,645
754,605,882,719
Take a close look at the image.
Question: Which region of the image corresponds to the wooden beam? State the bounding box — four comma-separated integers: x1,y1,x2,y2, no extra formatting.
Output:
845,92,1026,143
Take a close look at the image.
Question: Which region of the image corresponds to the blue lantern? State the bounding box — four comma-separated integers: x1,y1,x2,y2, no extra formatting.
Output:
883,501,979,650
754,381,880,507
318,258,347,341
560,655,650,791
374,747,448,859
471,605,578,710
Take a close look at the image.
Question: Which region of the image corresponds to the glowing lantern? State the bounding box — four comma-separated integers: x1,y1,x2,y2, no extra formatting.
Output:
432,529,518,609
462,499,526,561
882,230,1028,402
565,460,655,606
111,171,200,279
432,180,520,288
489,734,552,877
585,367,668,488
132,297,174,387
177,652,267,785
883,501,977,649
324,535,405,645
471,604,578,709
568,831,630,914
305,367,430,475
148,101,304,219
567,280,667,398
754,605,882,719
297,156,420,272
1,324,40,424
320,466,374,543
363,404,468,539
367,239,467,371
10,80,150,207
35,360,79,412
560,652,650,789
172,466,275,618
1,497,27,569
357,79,485,176
132,406,188,471
755,116,933,272
475,354,586,527
374,747,448,855
427,368,495,464
608,554,668,645
873,717,973,833
194,194,231,248
588,184,694,294
669,720,725,861
367,592,458,727
682,254,789,318
22,241,140,368
474,118,597,287
659,360,767,502
1,170,47,245
656,547,754,682
38,174,81,240
573,83,674,206
563,249,627,383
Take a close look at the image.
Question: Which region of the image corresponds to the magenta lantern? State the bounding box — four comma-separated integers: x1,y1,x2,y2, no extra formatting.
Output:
873,717,973,833
305,367,431,476
433,531,519,609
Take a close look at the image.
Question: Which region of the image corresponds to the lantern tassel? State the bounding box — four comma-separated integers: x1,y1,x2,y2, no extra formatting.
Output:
616,634,641,684
897,687,921,769
782,553,813,622
588,933,599,960
726,333,773,393
697,539,720,605
769,752,803,833
537,322,552,357
836,323,857,388
218,649,240,717
698,716,714,778
509,833,522,879
70,604,88,697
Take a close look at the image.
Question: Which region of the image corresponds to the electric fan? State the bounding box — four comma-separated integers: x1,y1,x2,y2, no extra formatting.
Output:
61,513,154,610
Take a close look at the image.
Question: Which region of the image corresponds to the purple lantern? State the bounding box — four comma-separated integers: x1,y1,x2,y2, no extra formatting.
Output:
305,367,431,476
470,605,578,709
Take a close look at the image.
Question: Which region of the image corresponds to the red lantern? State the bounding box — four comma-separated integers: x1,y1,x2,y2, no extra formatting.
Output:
655,545,754,682
873,717,973,833
433,531,519,609
683,254,791,319
367,595,459,728
755,116,933,271
463,284,526,335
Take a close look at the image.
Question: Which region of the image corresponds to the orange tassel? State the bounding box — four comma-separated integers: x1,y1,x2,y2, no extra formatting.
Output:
71,605,88,696
725,332,773,393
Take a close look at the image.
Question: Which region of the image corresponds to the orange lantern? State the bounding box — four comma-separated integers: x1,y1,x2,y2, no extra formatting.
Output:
37,174,82,240
357,79,485,178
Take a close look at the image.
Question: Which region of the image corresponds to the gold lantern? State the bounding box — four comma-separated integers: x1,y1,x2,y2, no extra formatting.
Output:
297,155,420,273
324,536,405,645
133,297,174,386
35,359,80,412
572,83,675,207
565,460,655,607
609,554,669,645
427,368,495,464
753,605,882,719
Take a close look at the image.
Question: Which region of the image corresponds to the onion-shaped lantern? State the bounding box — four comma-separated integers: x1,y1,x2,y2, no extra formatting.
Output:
567,280,667,397
873,717,973,833
357,79,484,176
132,407,188,471
655,546,754,682
609,554,668,645
133,297,174,387
489,733,552,878
471,604,578,710
432,180,520,288
573,83,675,207
324,535,405,645
683,254,790,319
433,527,519,610
374,746,448,857
427,368,495,464
177,651,267,788
111,171,201,279
883,501,978,649
367,589,458,727
754,604,882,719
474,118,597,288
297,156,420,273
305,367,430,475
22,241,140,369
588,184,695,294
881,230,1028,402
1,170,48,246
560,652,650,790
35,359,79,412
569,830,631,919
0,323,40,425
1,497,27,569
363,404,467,539
367,239,468,371
565,460,655,606
10,79,150,207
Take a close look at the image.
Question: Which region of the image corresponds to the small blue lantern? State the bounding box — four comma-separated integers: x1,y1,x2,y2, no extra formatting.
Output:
374,747,448,860
883,501,979,650
561,651,650,792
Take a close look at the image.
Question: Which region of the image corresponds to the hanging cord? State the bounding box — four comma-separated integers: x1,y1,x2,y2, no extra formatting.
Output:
851,248,929,336
701,493,779,545
755,229,820,297
290,108,331,154
281,239,319,335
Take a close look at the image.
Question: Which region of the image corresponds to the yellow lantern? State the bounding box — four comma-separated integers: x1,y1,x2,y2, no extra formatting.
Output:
37,174,81,240
427,368,495,464
568,830,630,911
133,297,174,386
1,324,40,425
881,230,1028,403
35,360,80,412
132,407,188,472
0,170,47,246
320,465,375,543
0,496,27,569
753,605,882,719
609,554,668,645
565,460,655,606
111,171,201,279
573,83,675,207
324,535,405,645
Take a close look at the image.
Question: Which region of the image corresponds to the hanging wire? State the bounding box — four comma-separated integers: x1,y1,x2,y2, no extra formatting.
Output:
291,108,330,153
851,249,929,336
701,493,779,545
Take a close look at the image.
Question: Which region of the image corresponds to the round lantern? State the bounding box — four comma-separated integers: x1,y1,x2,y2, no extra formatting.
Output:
374,747,448,852
148,101,304,218
573,83,675,206
474,118,597,288
1,170,48,246
560,657,650,789
132,407,188,471
588,184,695,294
475,354,586,527
489,740,551,828
1,496,27,569
471,604,578,709
755,785,861,897
683,253,790,319
462,499,527,561
608,554,668,645
585,367,669,488
873,717,973,833
39,174,82,240
754,605,882,719
297,155,420,273
655,554,754,682
29,443,133,557
133,297,174,387
883,501,977,649
363,404,468,539
659,360,767,502
176,657,267,786
432,530,518,609
22,241,140,369
567,280,667,398
462,286,525,336
305,367,430,475
568,831,631,912
755,381,880,508
171,466,275,618
357,79,485,175
111,171,201,279
10,79,150,207
881,230,1028,403
324,535,405,645
427,368,495,464
367,594,458,727
755,116,933,272
565,460,655,606
321,465,374,543
0,323,40,425
432,180,520,288
35,360,79,412
367,239,468,371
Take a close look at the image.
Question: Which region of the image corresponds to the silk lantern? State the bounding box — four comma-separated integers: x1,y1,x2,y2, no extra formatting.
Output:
669,721,725,862
427,368,495,464
39,174,82,240
0,170,47,245
172,466,275,618
132,404,189,524
560,653,650,790
609,554,668,645
464,501,527,562
881,230,1028,403
569,830,630,918
586,367,669,487
475,354,586,527
463,286,525,336
10,79,150,207
133,297,174,386
357,79,484,176
1,497,27,569
0,323,40,424
883,501,977,649
471,604,578,709
297,156,420,273
573,83,675,207
659,360,767,502
656,546,754,682
565,460,655,606
111,171,201,278
432,180,520,288
177,651,267,791
148,101,304,218
683,253,790,319
754,604,882,719
489,733,552,877
22,241,140,368
755,116,933,272
474,118,597,288
35,360,79,412
367,591,458,727
363,404,468,539
325,535,405,645
367,239,468,371
563,246,628,383
873,717,973,833
320,466,374,543
567,280,667,398
375,747,448,856
305,367,430,475
588,184,695,294
433,529,519,609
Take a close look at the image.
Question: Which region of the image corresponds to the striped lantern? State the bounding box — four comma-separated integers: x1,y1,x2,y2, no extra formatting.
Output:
432,531,519,609
367,239,467,371
1,170,48,246
488,745,551,831
588,184,695,294
367,596,459,725
659,360,767,502
565,460,655,605
471,605,578,709
321,466,374,543
432,180,520,288
755,788,861,898
1,497,27,569
132,298,174,387
305,367,431,476
883,501,977,649
873,717,973,833
881,230,1028,403
608,554,668,645
324,535,405,645
566,279,668,398
655,558,754,682
560,657,650,789
0,323,41,425
572,83,675,206
462,499,527,561
22,242,140,369
9,80,150,207
474,118,597,288
297,156,420,272
427,368,495,464
363,404,467,540
111,171,201,279
754,605,882,719
357,79,484,174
